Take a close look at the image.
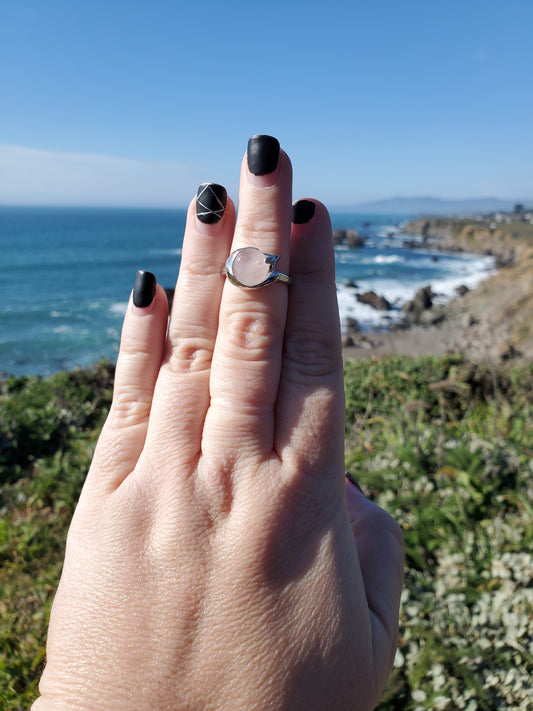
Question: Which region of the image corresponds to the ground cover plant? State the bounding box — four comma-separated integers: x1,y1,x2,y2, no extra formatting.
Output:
1,356,532,709
344,355,533,710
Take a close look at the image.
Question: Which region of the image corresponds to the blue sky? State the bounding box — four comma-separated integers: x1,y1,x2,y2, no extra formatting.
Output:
1,0,531,207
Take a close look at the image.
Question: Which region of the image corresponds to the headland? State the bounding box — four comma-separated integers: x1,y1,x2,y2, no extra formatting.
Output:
343,213,533,362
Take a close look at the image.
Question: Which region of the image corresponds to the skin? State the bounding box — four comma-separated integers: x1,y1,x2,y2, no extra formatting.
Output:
32,142,404,711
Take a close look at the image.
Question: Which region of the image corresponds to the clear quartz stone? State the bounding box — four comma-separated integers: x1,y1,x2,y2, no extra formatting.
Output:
232,248,271,287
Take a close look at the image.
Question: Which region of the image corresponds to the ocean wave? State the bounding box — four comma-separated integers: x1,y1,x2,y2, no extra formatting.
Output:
109,302,128,315
149,248,182,256
374,255,405,264
52,325,73,334
337,285,405,331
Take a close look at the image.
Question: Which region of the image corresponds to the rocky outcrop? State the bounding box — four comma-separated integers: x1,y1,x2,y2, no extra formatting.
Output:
403,286,433,322
402,286,446,327
402,218,527,266
342,317,360,348
357,291,391,311
333,229,365,248
401,218,533,360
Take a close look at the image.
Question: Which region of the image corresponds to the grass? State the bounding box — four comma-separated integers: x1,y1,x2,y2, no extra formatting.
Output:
1,356,532,709
344,355,533,710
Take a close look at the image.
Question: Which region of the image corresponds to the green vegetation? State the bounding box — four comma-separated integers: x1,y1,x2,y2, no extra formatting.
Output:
1,357,532,709
344,355,532,710
0,362,113,706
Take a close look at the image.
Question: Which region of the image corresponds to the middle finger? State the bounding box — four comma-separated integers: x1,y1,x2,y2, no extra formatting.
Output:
204,135,293,458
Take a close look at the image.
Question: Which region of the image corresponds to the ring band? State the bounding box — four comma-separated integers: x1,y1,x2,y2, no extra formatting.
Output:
225,247,291,289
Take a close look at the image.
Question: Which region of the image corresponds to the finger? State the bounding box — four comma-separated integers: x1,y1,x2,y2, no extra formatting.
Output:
89,271,168,491
145,185,235,462
205,136,292,456
275,200,345,483
346,480,404,671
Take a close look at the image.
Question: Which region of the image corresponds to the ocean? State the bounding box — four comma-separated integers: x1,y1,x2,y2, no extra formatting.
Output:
0,207,496,376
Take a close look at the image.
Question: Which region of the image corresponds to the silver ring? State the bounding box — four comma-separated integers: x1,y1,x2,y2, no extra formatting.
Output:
225,247,291,289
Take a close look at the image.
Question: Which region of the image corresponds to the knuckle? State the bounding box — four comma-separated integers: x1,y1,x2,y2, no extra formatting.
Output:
221,306,284,358
109,388,152,427
167,336,214,374
282,328,342,380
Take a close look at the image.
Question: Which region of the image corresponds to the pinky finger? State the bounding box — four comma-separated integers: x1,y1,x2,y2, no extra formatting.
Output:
88,271,168,491
346,479,404,674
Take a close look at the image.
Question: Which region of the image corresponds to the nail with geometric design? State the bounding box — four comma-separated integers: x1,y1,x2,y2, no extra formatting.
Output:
196,183,228,224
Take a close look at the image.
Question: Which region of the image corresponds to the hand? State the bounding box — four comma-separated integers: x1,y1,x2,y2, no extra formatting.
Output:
33,136,403,711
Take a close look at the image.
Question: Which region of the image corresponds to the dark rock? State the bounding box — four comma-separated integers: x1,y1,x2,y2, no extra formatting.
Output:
342,334,355,348
418,305,446,327
332,229,365,248
498,343,521,361
414,286,433,311
345,280,358,289
357,291,392,311
456,284,470,297
402,286,437,324
332,229,346,245
345,317,360,333
390,318,411,331
346,230,365,248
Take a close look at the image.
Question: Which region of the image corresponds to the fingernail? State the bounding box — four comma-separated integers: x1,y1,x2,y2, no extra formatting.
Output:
133,270,156,308
247,135,280,186
345,471,363,493
292,200,316,224
196,182,227,225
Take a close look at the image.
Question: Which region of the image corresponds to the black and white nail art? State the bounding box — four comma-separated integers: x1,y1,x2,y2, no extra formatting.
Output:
196,183,228,224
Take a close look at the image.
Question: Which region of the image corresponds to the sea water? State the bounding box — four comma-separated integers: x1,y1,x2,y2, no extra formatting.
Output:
0,207,495,376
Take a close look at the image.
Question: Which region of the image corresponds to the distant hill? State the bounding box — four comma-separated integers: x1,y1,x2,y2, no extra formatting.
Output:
335,197,529,216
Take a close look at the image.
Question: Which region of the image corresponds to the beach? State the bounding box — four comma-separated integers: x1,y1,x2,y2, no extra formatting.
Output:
342,323,460,360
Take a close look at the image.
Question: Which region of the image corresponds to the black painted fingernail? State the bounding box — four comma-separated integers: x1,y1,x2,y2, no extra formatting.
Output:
247,135,280,175
292,200,316,224
345,471,363,492
133,270,156,308
196,183,228,224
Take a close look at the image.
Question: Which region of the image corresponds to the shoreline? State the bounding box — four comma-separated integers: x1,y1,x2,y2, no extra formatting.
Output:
341,322,462,361
342,216,533,362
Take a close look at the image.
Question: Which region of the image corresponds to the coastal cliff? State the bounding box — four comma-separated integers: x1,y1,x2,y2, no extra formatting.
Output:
403,218,533,360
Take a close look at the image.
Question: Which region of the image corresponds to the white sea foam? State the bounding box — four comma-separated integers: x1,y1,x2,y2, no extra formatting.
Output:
374,255,405,264
109,301,128,315
337,251,496,331
337,286,406,331
149,248,182,256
